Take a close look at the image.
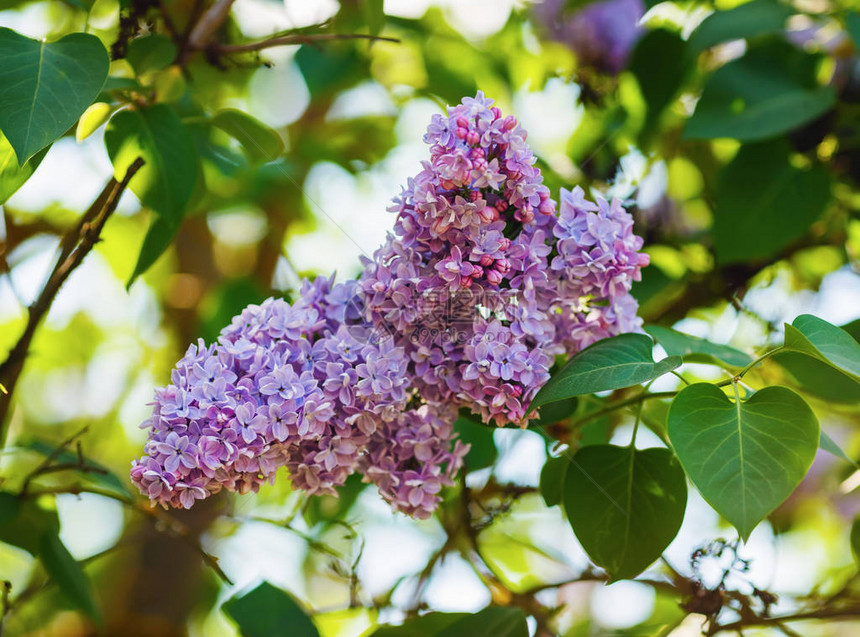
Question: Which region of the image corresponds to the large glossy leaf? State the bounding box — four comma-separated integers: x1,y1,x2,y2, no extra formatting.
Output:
104,104,198,220
713,140,831,264
127,214,180,287
667,384,819,540
783,314,860,383
0,129,47,204
0,28,109,164
688,0,793,52
646,325,752,367
371,607,528,637
529,334,681,412
39,531,100,622
684,40,836,142
563,445,687,580
223,581,319,637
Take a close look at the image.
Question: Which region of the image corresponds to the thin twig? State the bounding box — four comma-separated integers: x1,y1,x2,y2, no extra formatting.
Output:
215,32,399,55
24,484,232,585
19,425,92,494
0,158,145,446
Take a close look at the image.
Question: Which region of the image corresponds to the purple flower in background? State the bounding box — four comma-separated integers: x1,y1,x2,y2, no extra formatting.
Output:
534,0,645,74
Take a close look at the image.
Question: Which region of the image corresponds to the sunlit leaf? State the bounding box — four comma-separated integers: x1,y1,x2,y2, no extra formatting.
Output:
0,129,47,204
684,40,835,142
0,28,109,163
563,445,687,580
668,384,819,540
76,102,112,142
688,0,793,52
104,104,199,220
211,109,284,164
371,607,528,637
529,334,681,411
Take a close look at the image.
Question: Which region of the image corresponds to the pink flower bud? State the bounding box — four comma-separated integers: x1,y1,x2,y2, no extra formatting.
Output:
503,116,517,131
470,265,483,279
495,199,509,212
491,106,502,120
466,131,480,145
460,275,473,288
470,190,481,202
479,254,494,267
510,385,523,398
539,200,555,215
498,238,511,251
495,258,511,273
455,127,468,140
486,269,503,285
456,116,469,129
479,206,496,223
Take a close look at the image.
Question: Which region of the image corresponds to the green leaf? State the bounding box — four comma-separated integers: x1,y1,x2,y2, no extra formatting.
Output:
360,0,385,37
0,491,59,555
211,109,284,164
667,383,819,540
629,29,689,134
105,104,198,220
371,607,528,637
684,39,836,142
38,531,100,623
126,34,177,76
819,431,856,466
223,581,319,637
783,314,860,383
847,13,860,51
540,454,568,507
0,28,109,164
127,214,180,287
563,445,687,580
713,140,831,264
852,516,860,569
453,416,497,471
529,334,681,412
76,102,112,142
773,351,860,404
0,129,47,204
536,397,578,426
688,0,794,52
645,325,752,368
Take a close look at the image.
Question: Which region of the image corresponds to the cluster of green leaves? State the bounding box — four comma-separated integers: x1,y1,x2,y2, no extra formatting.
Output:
533,315,860,580
0,25,284,287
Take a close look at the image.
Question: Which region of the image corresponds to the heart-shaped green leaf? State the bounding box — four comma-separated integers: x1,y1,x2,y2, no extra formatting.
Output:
784,314,860,383
0,129,47,204
105,104,198,220
0,28,109,164
668,384,819,540
563,445,687,580
529,333,681,412
646,325,752,368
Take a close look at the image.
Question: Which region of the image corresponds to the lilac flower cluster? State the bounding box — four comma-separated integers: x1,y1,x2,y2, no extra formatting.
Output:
359,92,647,426
132,93,648,517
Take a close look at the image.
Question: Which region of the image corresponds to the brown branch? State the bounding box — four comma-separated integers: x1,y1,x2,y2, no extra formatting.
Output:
215,32,399,55
0,158,144,446
0,580,10,637
711,604,860,633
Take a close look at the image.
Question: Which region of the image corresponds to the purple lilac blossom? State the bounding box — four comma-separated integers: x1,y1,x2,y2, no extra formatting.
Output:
534,0,645,75
132,93,648,517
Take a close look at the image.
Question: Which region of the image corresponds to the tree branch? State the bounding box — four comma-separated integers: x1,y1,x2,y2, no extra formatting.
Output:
215,32,399,55
0,158,144,446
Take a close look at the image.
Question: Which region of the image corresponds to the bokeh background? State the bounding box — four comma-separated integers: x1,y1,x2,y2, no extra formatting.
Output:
2,0,860,635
